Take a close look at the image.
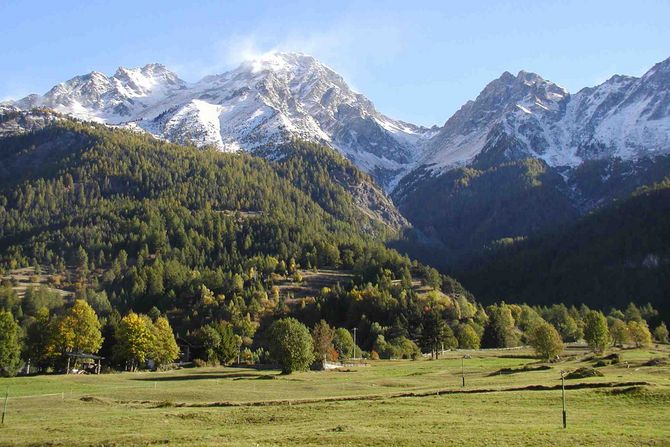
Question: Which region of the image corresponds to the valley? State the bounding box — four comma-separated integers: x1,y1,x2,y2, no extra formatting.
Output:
0,346,668,446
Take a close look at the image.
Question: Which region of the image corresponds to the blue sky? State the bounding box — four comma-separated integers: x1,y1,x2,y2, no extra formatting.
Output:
1,0,669,126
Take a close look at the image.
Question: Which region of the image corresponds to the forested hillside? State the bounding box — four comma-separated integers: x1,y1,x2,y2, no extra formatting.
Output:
392,158,578,266
459,180,670,321
0,112,477,372
0,112,666,377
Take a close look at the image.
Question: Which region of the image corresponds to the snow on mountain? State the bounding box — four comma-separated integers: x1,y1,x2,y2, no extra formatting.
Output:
14,63,187,122
418,56,670,175
11,53,433,189
8,53,670,191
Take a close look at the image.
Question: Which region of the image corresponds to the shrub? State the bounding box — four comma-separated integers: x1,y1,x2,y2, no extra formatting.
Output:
565,367,604,379
193,358,208,368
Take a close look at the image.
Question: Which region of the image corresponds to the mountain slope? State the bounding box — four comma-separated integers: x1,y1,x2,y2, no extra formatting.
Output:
14,64,187,122
0,110,407,276
393,158,579,267
8,54,670,270
458,179,670,321
9,54,670,192
10,53,433,189
416,56,670,175
393,57,670,266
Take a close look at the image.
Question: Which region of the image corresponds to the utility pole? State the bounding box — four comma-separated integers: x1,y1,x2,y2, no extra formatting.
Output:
352,328,357,360
560,370,567,429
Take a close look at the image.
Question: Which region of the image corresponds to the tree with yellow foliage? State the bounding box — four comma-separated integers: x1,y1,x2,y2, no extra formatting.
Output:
627,320,652,348
55,300,103,354
151,316,180,367
115,312,155,371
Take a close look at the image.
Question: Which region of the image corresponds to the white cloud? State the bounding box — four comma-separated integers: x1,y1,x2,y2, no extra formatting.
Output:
178,13,409,86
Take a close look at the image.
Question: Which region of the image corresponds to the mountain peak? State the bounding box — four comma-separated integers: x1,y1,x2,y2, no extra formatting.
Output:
516,70,544,84
235,51,328,76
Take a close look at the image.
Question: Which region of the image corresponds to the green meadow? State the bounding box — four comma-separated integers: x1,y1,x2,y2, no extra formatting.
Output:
1,346,669,446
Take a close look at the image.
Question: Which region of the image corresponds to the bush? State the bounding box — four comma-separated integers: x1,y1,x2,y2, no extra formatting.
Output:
565,367,604,379
193,358,207,368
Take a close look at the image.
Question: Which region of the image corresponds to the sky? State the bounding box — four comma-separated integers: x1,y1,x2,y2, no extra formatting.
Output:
1,0,669,126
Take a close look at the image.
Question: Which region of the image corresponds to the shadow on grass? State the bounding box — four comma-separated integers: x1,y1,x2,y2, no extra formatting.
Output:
131,371,277,381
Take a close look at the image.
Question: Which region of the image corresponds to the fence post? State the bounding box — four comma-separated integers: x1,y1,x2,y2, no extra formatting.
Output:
1,388,8,425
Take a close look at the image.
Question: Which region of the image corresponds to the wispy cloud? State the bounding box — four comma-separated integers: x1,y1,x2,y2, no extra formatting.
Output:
177,13,410,85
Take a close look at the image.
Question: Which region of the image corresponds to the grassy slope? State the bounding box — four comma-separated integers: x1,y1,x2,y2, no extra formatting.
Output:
1,346,669,446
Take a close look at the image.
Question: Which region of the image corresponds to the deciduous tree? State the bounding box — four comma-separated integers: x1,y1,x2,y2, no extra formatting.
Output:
583,311,610,353
268,318,314,373
654,322,669,343
627,320,652,348
0,311,21,376
609,319,629,347
56,300,103,354
151,316,179,367
528,322,563,360
311,320,335,361
115,312,155,370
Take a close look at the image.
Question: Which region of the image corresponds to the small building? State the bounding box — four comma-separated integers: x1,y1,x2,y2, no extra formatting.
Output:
65,352,104,374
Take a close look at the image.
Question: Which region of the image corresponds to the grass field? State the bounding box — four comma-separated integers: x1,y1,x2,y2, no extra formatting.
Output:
0,346,669,446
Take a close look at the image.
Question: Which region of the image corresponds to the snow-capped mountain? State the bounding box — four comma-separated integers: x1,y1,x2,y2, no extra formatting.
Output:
392,56,670,267
8,53,670,192
15,63,188,121
418,56,670,174
10,53,433,189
